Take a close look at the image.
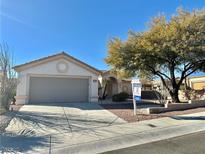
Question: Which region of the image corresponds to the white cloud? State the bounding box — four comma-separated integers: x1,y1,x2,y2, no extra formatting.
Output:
0,11,38,29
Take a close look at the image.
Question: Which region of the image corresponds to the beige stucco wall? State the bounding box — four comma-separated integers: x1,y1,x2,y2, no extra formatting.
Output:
192,82,205,90
122,81,132,95
15,58,99,104
99,71,133,97
188,77,205,90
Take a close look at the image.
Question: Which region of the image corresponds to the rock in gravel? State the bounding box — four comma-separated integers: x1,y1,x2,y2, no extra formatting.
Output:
0,112,15,133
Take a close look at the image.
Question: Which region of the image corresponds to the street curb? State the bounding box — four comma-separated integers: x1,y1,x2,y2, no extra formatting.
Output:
51,122,205,154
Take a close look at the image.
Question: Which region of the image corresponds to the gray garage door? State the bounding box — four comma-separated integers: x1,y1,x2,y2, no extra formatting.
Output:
29,77,89,103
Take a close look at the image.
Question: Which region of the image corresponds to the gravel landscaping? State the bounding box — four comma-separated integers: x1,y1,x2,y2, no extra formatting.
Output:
101,103,205,123
0,105,23,133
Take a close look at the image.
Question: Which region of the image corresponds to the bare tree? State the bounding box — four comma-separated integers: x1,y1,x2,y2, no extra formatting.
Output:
0,42,17,109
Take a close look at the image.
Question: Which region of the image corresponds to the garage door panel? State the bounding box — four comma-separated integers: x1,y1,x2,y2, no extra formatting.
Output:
29,77,89,103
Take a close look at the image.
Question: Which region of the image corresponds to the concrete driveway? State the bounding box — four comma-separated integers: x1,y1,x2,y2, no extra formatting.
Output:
1,103,126,153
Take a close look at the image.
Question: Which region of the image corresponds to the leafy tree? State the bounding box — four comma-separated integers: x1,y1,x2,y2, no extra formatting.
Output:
105,9,205,103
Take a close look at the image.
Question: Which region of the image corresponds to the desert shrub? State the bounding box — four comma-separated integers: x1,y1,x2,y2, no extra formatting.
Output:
183,89,205,100
0,83,16,109
180,84,191,91
0,42,17,110
112,92,129,102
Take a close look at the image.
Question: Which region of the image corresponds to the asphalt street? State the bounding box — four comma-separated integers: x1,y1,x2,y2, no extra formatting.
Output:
102,130,205,154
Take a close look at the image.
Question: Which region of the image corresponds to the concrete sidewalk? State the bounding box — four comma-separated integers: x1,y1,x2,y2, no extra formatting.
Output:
50,111,205,154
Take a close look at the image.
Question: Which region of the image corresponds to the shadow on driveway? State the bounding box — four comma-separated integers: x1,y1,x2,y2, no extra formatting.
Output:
1,103,125,153
27,102,105,110
0,132,50,153
171,116,205,121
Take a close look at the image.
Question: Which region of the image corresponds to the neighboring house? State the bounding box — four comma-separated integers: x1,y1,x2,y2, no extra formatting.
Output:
153,76,205,92
14,52,101,105
98,72,205,100
187,76,205,90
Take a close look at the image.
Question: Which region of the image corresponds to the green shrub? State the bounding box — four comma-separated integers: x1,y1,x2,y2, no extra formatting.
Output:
112,92,129,102
183,89,205,100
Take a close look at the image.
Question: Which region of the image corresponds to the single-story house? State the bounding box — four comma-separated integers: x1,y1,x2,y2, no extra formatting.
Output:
14,52,154,105
14,52,101,104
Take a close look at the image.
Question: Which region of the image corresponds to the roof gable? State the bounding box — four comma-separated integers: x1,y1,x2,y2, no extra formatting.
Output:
14,52,101,75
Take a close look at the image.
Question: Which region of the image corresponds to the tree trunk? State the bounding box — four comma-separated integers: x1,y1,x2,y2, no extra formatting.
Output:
170,88,180,103
159,76,181,103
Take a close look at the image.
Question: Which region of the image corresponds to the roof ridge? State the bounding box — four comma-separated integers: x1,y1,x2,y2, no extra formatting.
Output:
13,52,63,69
13,52,101,74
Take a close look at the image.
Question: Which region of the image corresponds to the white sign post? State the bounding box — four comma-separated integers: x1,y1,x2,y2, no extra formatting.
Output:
131,78,142,115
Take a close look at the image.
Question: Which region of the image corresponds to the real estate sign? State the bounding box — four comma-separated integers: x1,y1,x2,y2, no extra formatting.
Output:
132,78,142,101
131,78,142,115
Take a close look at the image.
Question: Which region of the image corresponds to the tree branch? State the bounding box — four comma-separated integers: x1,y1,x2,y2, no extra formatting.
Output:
184,68,198,78
157,73,172,94
156,71,171,81
145,64,171,80
177,59,205,88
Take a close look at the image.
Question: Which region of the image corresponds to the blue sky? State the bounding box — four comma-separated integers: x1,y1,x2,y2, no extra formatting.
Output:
0,0,205,72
